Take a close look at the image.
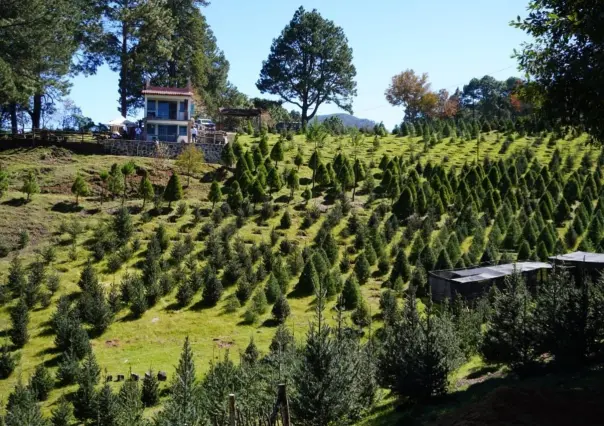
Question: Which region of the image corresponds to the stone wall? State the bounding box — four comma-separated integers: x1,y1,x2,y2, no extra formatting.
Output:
101,139,226,163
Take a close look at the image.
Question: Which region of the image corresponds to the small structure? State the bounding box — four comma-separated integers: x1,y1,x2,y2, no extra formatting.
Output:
430,261,552,302
108,117,136,135
217,107,262,131
549,251,604,282
142,82,195,143
157,371,167,381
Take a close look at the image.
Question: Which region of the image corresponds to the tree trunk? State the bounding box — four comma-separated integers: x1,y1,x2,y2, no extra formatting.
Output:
76,194,79,205
10,103,18,134
32,94,42,130
119,22,129,118
352,179,357,201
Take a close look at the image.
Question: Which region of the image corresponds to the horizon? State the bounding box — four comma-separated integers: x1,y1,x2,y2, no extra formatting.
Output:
68,0,530,130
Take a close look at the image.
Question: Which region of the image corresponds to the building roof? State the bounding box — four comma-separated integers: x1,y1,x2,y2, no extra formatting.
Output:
549,251,604,264
449,262,552,284
218,108,262,117
142,86,194,96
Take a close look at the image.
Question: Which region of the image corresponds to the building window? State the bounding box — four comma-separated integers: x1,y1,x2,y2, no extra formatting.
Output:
179,101,186,112
158,101,177,120
158,125,178,142
179,126,188,136
147,100,156,118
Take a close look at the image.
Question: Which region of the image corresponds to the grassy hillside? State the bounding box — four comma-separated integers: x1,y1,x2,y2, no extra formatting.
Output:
0,130,598,419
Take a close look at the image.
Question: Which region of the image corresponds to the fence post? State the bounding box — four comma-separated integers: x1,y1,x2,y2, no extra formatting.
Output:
278,384,291,426
229,393,236,426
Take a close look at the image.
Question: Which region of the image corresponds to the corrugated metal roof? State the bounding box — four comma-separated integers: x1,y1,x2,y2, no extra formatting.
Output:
549,251,604,263
450,262,552,283
142,86,194,96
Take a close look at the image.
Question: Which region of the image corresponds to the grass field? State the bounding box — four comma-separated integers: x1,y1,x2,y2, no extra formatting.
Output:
0,130,597,420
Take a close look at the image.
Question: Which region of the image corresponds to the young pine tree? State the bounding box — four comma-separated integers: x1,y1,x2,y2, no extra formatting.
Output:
10,297,29,348
164,173,183,209
73,352,100,421
141,368,160,407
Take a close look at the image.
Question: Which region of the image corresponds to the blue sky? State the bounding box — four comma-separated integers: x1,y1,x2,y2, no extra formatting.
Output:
69,0,530,129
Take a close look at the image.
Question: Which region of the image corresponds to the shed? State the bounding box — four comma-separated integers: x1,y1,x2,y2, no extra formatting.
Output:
549,251,604,283
429,261,552,302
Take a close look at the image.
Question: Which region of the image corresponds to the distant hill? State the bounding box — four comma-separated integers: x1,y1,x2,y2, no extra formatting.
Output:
317,113,376,129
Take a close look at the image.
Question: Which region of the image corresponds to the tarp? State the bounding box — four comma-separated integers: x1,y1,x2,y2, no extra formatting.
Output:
450,262,552,284
549,251,604,264
107,117,135,126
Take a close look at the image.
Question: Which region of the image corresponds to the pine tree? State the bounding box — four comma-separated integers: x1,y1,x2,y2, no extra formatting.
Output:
5,381,47,426
220,142,235,168
270,140,284,167
206,180,223,209
296,261,319,296
341,274,361,310
419,245,436,272
434,249,453,270
29,364,54,401
138,174,154,209
287,168,300,200
264,273,281,304
0,344,16,379
354,253,371,284
259,135,269,157
517,239,532,260
267,167,283,195
294,151,304,171
73,352,100,421
250,178,266,205
202,271,223,307
277,210,292,231
95,383,118,426
51,396,74,426
393,186,414,219
156,337,200,425
141,369,159,407
7,256,27,298
116,378,144,426
71,175,90,206
176,278,193,308
481,272,538,372
10,297,29,348
113,206,133,245
410,264,428,296
272,293,291,323
164,173,183,208
352,297,372,327
242,337,260,365
21,171,40,202
227,181,244,210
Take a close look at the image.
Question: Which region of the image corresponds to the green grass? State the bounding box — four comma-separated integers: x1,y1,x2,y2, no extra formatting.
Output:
0,131,596,417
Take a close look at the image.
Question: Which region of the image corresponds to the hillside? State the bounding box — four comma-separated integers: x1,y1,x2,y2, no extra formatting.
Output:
317,113,376,129
0,129,600,423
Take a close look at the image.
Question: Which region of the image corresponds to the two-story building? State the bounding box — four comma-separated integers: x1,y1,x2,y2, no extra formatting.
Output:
142,82,195,143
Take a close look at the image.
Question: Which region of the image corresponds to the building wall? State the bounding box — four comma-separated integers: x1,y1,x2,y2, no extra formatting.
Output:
101,139,226,163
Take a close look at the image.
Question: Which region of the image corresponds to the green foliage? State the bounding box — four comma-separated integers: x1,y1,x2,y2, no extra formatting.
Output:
202,270,223,307
138,175,154,209
21,171,40,201
257,7,357,126
71,174,89,205
51,396,74,426
142,368,159,407
354,252,371,284
341,274,361,310
29,364,54,401
5,381,48,426
272,293,291,323
208,180,222,208
73,351,100,421
296,260,319,296
481,272,538,372
0,344,16,379
164,173,184,208
113,206,133,246
264,273,281,304
352,297,372,327
10,297,29,348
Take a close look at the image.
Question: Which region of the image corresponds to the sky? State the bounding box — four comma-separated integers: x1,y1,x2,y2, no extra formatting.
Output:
68,0,531,130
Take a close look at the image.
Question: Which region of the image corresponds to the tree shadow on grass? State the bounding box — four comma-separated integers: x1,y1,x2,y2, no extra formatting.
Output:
261,318,280,328
275,195,290,204
43,354,63,369
51,201,83,213
189,299,213,312
466,365,500,380
84,207,101,215
2,198,27,207
163,301,182,312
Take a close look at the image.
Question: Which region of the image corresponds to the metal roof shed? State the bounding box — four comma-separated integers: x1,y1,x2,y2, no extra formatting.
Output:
430,262,552,302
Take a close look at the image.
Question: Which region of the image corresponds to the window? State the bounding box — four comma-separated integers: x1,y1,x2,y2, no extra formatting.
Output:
157,102,177,120
179,126,188,136
158,125,178,142
179,101,186,112
147,100,156,118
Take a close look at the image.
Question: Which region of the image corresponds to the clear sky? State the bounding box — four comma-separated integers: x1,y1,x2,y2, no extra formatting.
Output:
68,0,531,129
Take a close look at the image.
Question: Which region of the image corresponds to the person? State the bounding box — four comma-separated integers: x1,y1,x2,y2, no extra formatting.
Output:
135,126,141,140
191,126,198,143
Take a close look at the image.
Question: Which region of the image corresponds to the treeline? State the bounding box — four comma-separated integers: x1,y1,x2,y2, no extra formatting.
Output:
0,0,240,133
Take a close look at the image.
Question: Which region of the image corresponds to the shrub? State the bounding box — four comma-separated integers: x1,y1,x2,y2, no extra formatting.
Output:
29,364,54,401
272,294,290,323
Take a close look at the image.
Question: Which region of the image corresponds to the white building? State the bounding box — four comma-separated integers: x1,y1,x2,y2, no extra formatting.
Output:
142,82,195,143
